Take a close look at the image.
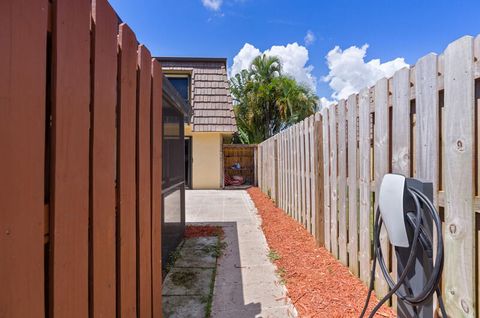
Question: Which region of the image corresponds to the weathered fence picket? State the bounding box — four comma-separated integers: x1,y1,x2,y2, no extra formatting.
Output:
347,94,358,276
373,77,390,298
329,106,339,259
338,100,348,266
358,88,371,285
322,109,331,251
443,36,475,318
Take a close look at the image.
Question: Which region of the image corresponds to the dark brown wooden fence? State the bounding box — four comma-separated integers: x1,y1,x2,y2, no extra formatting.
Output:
1,1,163,317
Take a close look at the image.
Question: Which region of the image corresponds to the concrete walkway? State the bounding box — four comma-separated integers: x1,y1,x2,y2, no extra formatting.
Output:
186,190,297,318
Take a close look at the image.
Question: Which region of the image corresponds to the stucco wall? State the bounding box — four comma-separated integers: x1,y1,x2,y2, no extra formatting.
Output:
186,126,223,189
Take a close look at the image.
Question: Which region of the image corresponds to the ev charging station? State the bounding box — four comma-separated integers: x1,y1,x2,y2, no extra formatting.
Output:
360,174,447,318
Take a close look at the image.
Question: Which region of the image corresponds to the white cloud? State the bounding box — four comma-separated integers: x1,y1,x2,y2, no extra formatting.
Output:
304,30,316,46
202,0,222,11
230,42,317,92
322,44,408,101
230,43,261,78
319,97,334,110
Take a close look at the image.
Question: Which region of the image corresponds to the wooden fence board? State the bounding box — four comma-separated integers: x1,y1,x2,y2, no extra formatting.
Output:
91,1,118,316
444,35,475,318
151,60,163,318
289,127,293,216
0,0,47,316
329,106,339,258
314,113,324,245
257,145,260,189
286,133,289,212
257,144,261,189
347,94,359,276
308,115,316,237
304,120,311,232
279,133,283,209
392,68,411,177
338,100,348,265
294,124,299,221
391,67,411,307
284,131,288,211
374,77,390,297
290,126,295,219
298,124,302,222
277,135,281,206
137,44,153,318
284,132,287,212
291,127,295,216
284,132,287,209
300,121,306,226
51,1,91,316
281,135,284,209
268,140,271,195
358,88,371,284
414,54,440,312
275,139,279,203
415,54,439,190
322,109,331,251
284,132,287,210
117,23,138,318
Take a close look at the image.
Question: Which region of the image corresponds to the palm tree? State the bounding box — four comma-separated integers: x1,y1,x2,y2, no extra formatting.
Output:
230,54,318,144
249,55,281,83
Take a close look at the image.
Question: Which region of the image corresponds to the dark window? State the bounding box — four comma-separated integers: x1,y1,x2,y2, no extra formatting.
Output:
167,76,190,104
162,100,185,189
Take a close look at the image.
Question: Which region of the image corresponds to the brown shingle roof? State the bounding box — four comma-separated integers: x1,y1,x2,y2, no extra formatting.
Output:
157,57,237,133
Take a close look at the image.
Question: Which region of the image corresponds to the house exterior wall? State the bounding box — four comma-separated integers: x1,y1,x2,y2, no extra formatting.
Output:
185,125,223,189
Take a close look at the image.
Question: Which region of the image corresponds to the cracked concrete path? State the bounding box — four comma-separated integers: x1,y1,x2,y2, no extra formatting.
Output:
186,190,297,318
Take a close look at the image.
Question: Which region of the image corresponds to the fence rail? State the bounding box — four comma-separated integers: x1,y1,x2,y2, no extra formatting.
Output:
1,1,163,317
257,34,480,317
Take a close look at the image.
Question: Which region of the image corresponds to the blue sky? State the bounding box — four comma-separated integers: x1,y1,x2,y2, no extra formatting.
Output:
109,0,480,101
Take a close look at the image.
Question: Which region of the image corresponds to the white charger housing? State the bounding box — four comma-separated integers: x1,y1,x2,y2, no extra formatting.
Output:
378,174,410,248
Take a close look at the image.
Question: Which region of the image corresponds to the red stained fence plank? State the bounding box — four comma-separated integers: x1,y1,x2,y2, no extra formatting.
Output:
151,59,163,318
0,1,47,317
137,44,153,318
117,23,138,318
51,0,91,316
91,0,118,317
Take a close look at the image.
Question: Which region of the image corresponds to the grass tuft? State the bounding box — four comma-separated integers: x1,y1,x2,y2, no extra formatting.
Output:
276,267,287,285
267,249,281,262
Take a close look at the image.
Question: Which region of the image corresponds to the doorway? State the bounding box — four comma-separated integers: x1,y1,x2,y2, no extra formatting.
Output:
185,137,192,189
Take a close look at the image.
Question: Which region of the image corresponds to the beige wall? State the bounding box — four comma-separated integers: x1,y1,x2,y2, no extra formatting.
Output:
185,125,224,189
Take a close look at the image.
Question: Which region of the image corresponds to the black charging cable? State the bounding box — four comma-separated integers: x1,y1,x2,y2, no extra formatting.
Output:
359,187,448,318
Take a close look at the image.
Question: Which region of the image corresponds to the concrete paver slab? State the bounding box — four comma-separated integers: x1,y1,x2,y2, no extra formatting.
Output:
163,267,214,296
163,296,206,318
174,247,217,268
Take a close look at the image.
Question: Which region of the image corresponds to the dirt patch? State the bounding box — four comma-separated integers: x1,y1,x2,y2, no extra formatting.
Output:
185,225,224,239
247,187,396,318
171,270,198,289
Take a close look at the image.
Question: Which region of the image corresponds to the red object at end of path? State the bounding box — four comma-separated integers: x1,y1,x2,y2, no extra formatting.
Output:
247,187,396,318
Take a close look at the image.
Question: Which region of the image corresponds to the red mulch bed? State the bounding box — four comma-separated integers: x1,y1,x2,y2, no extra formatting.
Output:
247,187,396,318
185,225,224,238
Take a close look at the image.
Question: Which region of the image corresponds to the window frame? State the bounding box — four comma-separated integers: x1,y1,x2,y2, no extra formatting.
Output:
165,73,191,105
